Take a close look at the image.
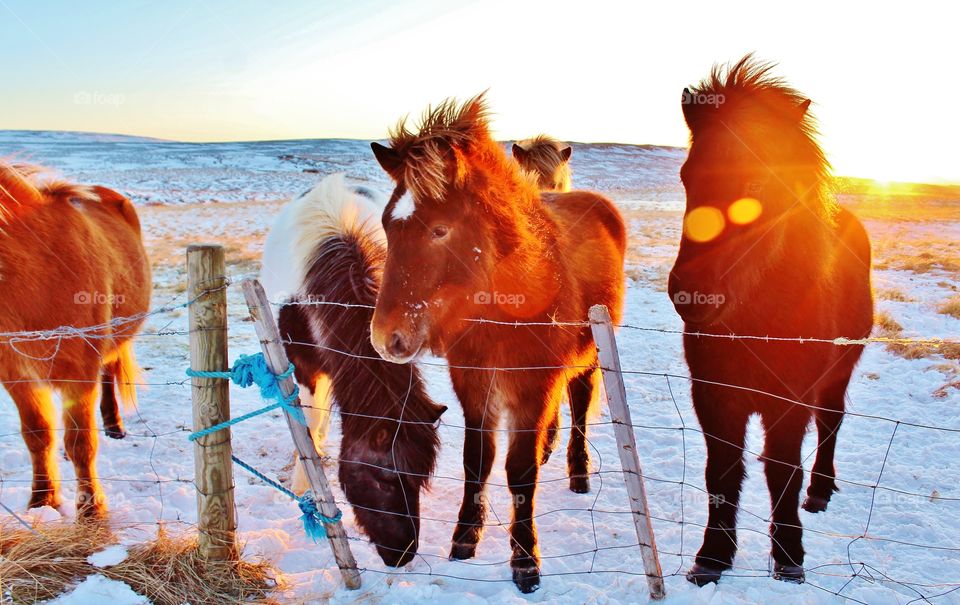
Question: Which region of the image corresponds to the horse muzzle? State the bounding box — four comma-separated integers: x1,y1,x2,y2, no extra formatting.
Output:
370,314,428,364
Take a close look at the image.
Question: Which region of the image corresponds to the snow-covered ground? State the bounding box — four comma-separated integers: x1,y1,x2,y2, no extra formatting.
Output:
0,131,958,604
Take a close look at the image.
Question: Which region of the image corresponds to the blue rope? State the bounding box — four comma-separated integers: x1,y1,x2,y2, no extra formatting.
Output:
231,455,342,542
186,353,306,442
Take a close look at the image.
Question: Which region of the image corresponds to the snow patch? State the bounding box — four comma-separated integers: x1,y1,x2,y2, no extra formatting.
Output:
49,575,147,605
88,545,129,567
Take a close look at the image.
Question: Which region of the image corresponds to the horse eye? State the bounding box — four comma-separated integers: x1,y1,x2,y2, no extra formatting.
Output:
431,225,450,239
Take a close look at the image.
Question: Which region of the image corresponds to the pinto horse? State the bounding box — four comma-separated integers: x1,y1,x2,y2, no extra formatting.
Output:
511,135,573,192
260,174,445,566
0,163,150,518
669,56,873,585
370,94,626,593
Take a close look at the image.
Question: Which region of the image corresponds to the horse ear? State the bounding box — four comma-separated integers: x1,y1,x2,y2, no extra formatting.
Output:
511,143,526,161
559,145,572,162
681,88,700,132
426,403,448,424
371,142,402,179
795,98,812,120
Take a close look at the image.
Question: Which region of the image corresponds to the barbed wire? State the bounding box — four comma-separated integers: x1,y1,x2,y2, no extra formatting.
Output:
0,293,957,603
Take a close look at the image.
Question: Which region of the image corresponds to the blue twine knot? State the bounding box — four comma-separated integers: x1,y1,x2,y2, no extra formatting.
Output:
298,491,343,543
186,352,306,442
230,455,341,543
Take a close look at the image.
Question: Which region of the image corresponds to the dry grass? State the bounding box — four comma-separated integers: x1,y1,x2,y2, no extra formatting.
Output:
938,295,960,320
0,521,278,605
875,287,914,302
0,520,112,603
874,311,938,360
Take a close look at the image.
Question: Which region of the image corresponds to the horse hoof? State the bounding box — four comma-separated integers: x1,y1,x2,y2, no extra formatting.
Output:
105,425,126,440
28,493,61,511
801,495,829,513
512,565,541,593
773,562,805,584
76,493,107,520
569,475,590,494
686,563,724,586
449,541,477,561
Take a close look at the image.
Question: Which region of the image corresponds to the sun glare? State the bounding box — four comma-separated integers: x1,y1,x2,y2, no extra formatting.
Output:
684,206,725,243
727,198,763,225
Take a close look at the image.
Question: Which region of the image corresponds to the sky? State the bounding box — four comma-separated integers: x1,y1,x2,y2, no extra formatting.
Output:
2,0,958,183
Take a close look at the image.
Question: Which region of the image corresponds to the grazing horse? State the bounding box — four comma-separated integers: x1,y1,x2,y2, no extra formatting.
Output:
0,163,150,518
369,94,626,593
260,174,446,566
669,56,873,585
511,135,572,192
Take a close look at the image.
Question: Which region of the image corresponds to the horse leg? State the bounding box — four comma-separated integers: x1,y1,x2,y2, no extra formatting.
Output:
540,409,559,466
99,370,126,439
291,375,332,495
566,367,597,493
803,374,850,513
8,384,61,509
62,383,105,518
761,411,807,583
687,401,749,586
449,375,498,561
506,412,547,593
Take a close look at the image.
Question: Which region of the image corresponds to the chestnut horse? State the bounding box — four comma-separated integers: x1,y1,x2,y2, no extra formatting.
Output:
370,94,626,593
0,163,150,518
511,135,573,192
669,57,873,585
260,174,445,566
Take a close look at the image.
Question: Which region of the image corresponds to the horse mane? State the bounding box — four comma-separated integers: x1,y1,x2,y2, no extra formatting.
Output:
387,92,538,200
0,162,100,222
686,54,834,218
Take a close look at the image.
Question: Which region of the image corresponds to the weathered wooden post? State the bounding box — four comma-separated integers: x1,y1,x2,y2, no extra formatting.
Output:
241,278,362,590
589,304,666,600
188,244,237,560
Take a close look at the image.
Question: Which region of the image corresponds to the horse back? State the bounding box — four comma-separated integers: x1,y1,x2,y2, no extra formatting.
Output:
543,191,627,323
0,190,150,380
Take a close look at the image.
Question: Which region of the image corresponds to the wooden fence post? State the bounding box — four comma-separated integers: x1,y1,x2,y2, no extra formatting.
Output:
589,304,666,600
241,279,362,590
187,244,237,560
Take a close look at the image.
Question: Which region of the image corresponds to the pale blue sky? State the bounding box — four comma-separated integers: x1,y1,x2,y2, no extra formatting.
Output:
2,0,957,182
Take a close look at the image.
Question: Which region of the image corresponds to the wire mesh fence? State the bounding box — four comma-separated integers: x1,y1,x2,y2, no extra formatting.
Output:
0,279,957,603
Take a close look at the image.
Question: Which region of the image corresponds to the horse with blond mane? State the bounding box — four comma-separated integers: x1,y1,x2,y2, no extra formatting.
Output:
0,163,151,518
670,56,873,585
369,94,625,593
511,135,573,192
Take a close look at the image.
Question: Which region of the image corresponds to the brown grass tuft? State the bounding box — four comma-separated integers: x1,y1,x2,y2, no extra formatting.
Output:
938,296,960,320
0,522,278,605
0,520,113,603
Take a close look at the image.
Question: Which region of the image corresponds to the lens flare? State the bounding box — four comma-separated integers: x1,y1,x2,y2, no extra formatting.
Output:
683,206,725,243
727,198,763,225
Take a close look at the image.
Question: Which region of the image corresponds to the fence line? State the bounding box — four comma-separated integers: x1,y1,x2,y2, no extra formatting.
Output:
0,276,956,603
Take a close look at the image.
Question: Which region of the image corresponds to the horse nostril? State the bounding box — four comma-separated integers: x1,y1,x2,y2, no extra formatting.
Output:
387,331,408,357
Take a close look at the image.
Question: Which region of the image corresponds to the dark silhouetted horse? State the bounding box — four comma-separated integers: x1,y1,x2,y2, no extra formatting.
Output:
669,56,873,585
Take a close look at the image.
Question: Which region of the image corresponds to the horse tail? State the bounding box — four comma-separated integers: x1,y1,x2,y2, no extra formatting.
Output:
104,340,141,412
0,163,45,220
